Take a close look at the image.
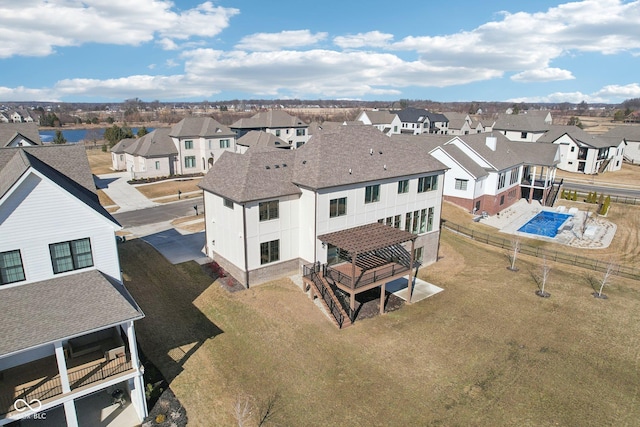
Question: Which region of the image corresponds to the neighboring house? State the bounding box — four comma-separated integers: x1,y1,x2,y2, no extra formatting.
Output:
0,145,147,426
170,116,237,173
9,112,23,123
394,107,431,135
0,123,42,147
111,129,178,179
230,110,309,148
537,125,624,174
424,111,449,134
493,111,552,142
356,110,402,136
235,131,291,154
0,113,9,123
397,132,560,215
601,125,640,164
199,126,447,325
443,112,478,135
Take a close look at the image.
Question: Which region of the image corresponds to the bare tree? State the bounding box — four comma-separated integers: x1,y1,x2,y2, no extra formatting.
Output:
535,256,551,297
580,208,591,239
233,391,280,427
594,260,616,299
507,237,521,271
233,394,253,427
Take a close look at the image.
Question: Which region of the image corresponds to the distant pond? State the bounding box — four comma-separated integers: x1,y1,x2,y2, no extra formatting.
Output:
39,127,154,143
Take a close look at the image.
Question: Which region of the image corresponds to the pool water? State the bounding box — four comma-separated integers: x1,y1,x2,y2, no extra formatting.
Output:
518,211,572,238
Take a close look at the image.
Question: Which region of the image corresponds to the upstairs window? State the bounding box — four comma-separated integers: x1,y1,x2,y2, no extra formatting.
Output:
259,200,279,221
520,132,528,139
275,130,281,136
223,198,234,209
0,250,25,285
509,167,519,185
417,175,438,193
49,238,93,274
454,179,468,191
397,179,409,194
329,197,347,218
296,129,305,136
184,140,193,149
498,172,506,189
219,139,230,149
364,185,380,203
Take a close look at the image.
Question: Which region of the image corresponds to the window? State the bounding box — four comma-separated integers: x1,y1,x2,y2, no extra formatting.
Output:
223,198,234,209
500,195,505,205
219,139,230,149
427,207,434,232
412,210,420,234
413,247,424,262
0,250,25,285
364,185,380,203
259,200,279,221
397,179,409,194
260,240,279,265
184,140,193,149
417,175,438,193
296,141,305,148
155,161,160,170
394,215,401,229
385,217,393,226
454,179,468,191
394,126,398,133
419,209,427,233
571,146,575,152
497,172,506,189
405,212,411,232
296,129,305,136
49,238,93,274
520,132,528,139
509,167,519,185
184,156,196,168
329,197,347,218
275,130,281,136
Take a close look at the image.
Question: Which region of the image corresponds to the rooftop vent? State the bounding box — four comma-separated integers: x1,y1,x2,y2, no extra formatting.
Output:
370,148,373,155
275,165,280,168
349,168,352,174
265,166,270,169
302,160,307,164
282,163,287,167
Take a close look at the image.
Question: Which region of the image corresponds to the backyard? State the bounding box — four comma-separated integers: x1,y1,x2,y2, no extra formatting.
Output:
120,230,640,426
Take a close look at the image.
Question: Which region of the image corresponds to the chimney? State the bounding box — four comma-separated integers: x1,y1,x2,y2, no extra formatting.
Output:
486,135,497,151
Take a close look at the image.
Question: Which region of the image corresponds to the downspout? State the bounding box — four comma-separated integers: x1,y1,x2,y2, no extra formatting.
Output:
314,191,318,263
243,203,249,288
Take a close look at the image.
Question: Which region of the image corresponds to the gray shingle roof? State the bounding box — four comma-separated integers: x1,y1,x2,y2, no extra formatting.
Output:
442,112,470,130
231,110,307,130
394,107,429,123
493,113,550,132
112,128,177,158
0,270,143,356
601,125,640,142
169,116,235,138
360,110,398,125
538,125,615,149
0,145,118,226
437,144,489,179
236,130,290,149
200,126,447,202
447,133,523,170
0,122,42,146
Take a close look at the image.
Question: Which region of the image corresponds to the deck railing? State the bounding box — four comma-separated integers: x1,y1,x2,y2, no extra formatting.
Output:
68,357,132,390
325,262,410,290
303,264,345,327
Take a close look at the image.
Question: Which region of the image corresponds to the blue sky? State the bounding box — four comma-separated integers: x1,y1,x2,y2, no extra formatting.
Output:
2,0,640,103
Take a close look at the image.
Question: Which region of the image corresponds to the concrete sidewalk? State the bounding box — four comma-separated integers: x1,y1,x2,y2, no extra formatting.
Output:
95,172,157,212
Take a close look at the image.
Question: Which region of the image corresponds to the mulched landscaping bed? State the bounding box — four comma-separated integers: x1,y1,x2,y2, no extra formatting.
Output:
201,261,245,292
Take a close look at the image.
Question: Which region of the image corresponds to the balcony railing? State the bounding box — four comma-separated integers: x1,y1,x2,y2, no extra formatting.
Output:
325,262,410,290
0,355,132,416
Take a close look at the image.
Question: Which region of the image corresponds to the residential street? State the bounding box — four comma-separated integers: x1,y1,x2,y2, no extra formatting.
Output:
113,198,204,228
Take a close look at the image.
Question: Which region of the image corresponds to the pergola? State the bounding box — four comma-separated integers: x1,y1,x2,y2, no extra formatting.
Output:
317,222,419,320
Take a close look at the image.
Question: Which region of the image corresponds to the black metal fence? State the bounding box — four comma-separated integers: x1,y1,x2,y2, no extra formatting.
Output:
562,188,640,206
303,264,345,327
442,220,640,281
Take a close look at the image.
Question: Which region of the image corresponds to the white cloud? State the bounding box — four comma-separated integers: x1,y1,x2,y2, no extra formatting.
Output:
507,83,640,103
511,68,575,82
0,1,239,58
333,31,394,49
234,30,328,51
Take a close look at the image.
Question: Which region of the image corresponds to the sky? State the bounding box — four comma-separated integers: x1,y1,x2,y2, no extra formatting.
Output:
2,0,640,104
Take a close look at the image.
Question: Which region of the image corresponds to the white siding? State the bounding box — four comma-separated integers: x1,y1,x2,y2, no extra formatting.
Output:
0,172,121,285
203,192,246,270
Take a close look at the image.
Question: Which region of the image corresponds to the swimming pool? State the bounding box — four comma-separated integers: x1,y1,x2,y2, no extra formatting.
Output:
518,211,573,238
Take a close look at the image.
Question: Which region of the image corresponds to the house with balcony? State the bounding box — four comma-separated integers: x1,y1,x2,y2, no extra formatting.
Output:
0,123,42,147
0,145,147,426
231,110,309,148
409,133,561,215
199,126,447,327
356,110,402,136
600,125,640,164
537,125,624,174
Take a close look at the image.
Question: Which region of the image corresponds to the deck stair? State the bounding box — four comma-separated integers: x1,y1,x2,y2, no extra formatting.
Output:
306,269,352,329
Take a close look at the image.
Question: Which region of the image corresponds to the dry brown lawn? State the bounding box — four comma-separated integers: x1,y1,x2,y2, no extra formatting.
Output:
135,179,202,201
86,149,113,175
120,233,640,427
96,189,116,207
171,215,205,233
556,162,640,186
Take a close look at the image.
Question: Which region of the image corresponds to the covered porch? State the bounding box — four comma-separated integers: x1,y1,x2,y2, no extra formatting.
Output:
521,164,562,207
302,223,420,327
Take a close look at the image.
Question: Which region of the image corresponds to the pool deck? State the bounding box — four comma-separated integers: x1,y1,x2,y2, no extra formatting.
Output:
479,199,616,249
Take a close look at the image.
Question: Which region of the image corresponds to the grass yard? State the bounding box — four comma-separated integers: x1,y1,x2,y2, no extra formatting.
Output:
135,178,202,202
556,162,640,186
86,149,113,175
120,233,640,426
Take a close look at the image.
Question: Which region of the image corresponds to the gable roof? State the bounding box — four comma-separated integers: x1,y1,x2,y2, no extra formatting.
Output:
231,110,307,130
360,110,398,125
493,113,551,132
443,112,471,129
434,144,489,179
236,130,290,149
394,107,429,123
424,111,448,124
169,116,234,138
446,133,523,171
0,122,42,146
601,125,640,142
0,270,143,356
538,125,615,149
0,145,119,226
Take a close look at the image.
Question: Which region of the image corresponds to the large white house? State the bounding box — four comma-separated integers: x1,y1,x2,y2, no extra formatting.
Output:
199,126,447,325
600,125,640,164
0,145,147,426
537,125,624,174
0,123,42,147
231,110,310,148
493,111,552,142
356,110,402,136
